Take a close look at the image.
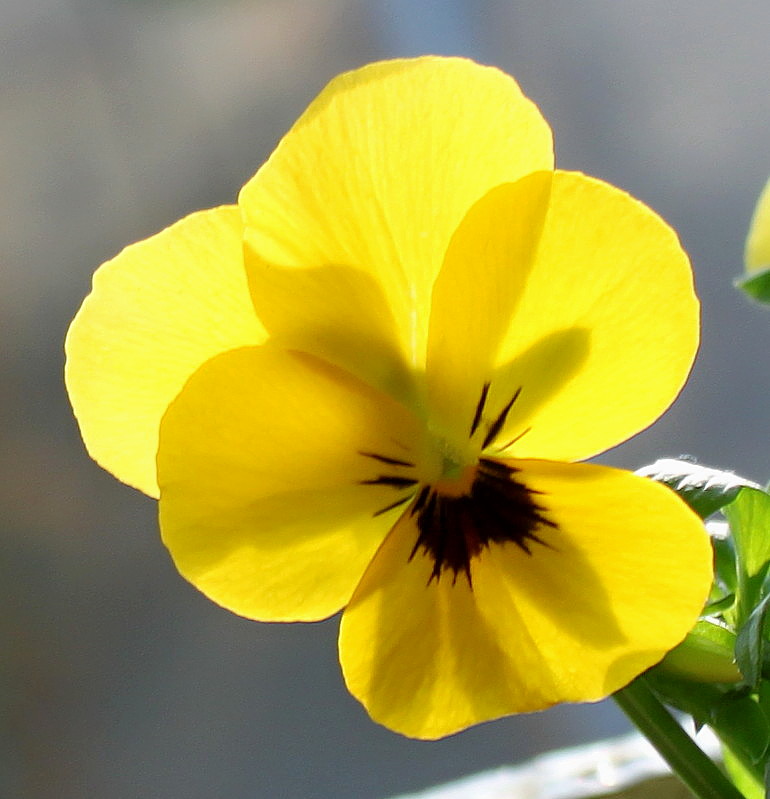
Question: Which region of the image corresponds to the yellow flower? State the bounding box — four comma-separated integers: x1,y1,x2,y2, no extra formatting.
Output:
745,175,770,272
66,57,712,739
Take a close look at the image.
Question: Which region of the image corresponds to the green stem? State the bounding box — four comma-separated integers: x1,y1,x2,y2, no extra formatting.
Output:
613,676,745,799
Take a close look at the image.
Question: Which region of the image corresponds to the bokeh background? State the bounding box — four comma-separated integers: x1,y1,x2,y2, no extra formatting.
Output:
5,1,770,797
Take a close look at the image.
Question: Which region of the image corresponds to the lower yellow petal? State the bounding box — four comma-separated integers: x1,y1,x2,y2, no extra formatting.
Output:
65,206,265,497
339,460,710,738
158,346,423,621
341,512,538,739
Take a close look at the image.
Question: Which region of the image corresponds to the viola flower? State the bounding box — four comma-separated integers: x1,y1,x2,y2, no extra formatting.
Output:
66,57,712,739
745,174,770,272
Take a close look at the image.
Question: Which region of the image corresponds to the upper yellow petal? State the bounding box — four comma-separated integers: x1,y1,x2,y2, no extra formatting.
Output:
158,345,423,621
463,171,698,462
65,206,265,497
245,259,416,406
239,56,553,377
339,460,711,738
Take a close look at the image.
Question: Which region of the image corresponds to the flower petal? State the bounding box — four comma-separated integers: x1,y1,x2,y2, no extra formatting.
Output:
425,172,553,440
745,175,770,272
158,345,423,622
244,260,416,406
65,206,264,497
339,460,710,738
439,170,698,462
239,56,553,378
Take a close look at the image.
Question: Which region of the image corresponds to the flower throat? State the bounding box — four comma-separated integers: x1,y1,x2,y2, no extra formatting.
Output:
361,383,556,586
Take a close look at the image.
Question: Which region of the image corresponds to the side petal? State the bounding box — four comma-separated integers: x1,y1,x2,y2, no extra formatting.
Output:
486,171,698,461
240,56,553,374
65,206,265,497
158,346,423,622
339,460,711,738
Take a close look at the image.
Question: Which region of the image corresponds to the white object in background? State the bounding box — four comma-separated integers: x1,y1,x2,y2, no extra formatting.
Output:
389,728,720,799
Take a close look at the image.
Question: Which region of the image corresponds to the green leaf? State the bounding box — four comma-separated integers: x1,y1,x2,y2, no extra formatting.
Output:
636,459,757,519
724,487,770,580
649,671,769,783
722,742,765,799
646,670,728,725
735,593,770,688
757,679,770,712
710,694,770,765
765,760,770,799
735,266,770,304
705,592,735,617
649,665,770,789
711,536,737,595
660,619,741,683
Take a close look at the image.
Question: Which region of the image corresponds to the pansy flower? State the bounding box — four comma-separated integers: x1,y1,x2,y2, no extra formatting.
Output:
66,57,712,739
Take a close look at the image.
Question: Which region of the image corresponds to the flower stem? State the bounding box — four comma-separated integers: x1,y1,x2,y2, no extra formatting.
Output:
613,676,745,799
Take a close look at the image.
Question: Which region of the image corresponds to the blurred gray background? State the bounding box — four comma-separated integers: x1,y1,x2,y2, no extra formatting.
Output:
4,1,770,797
